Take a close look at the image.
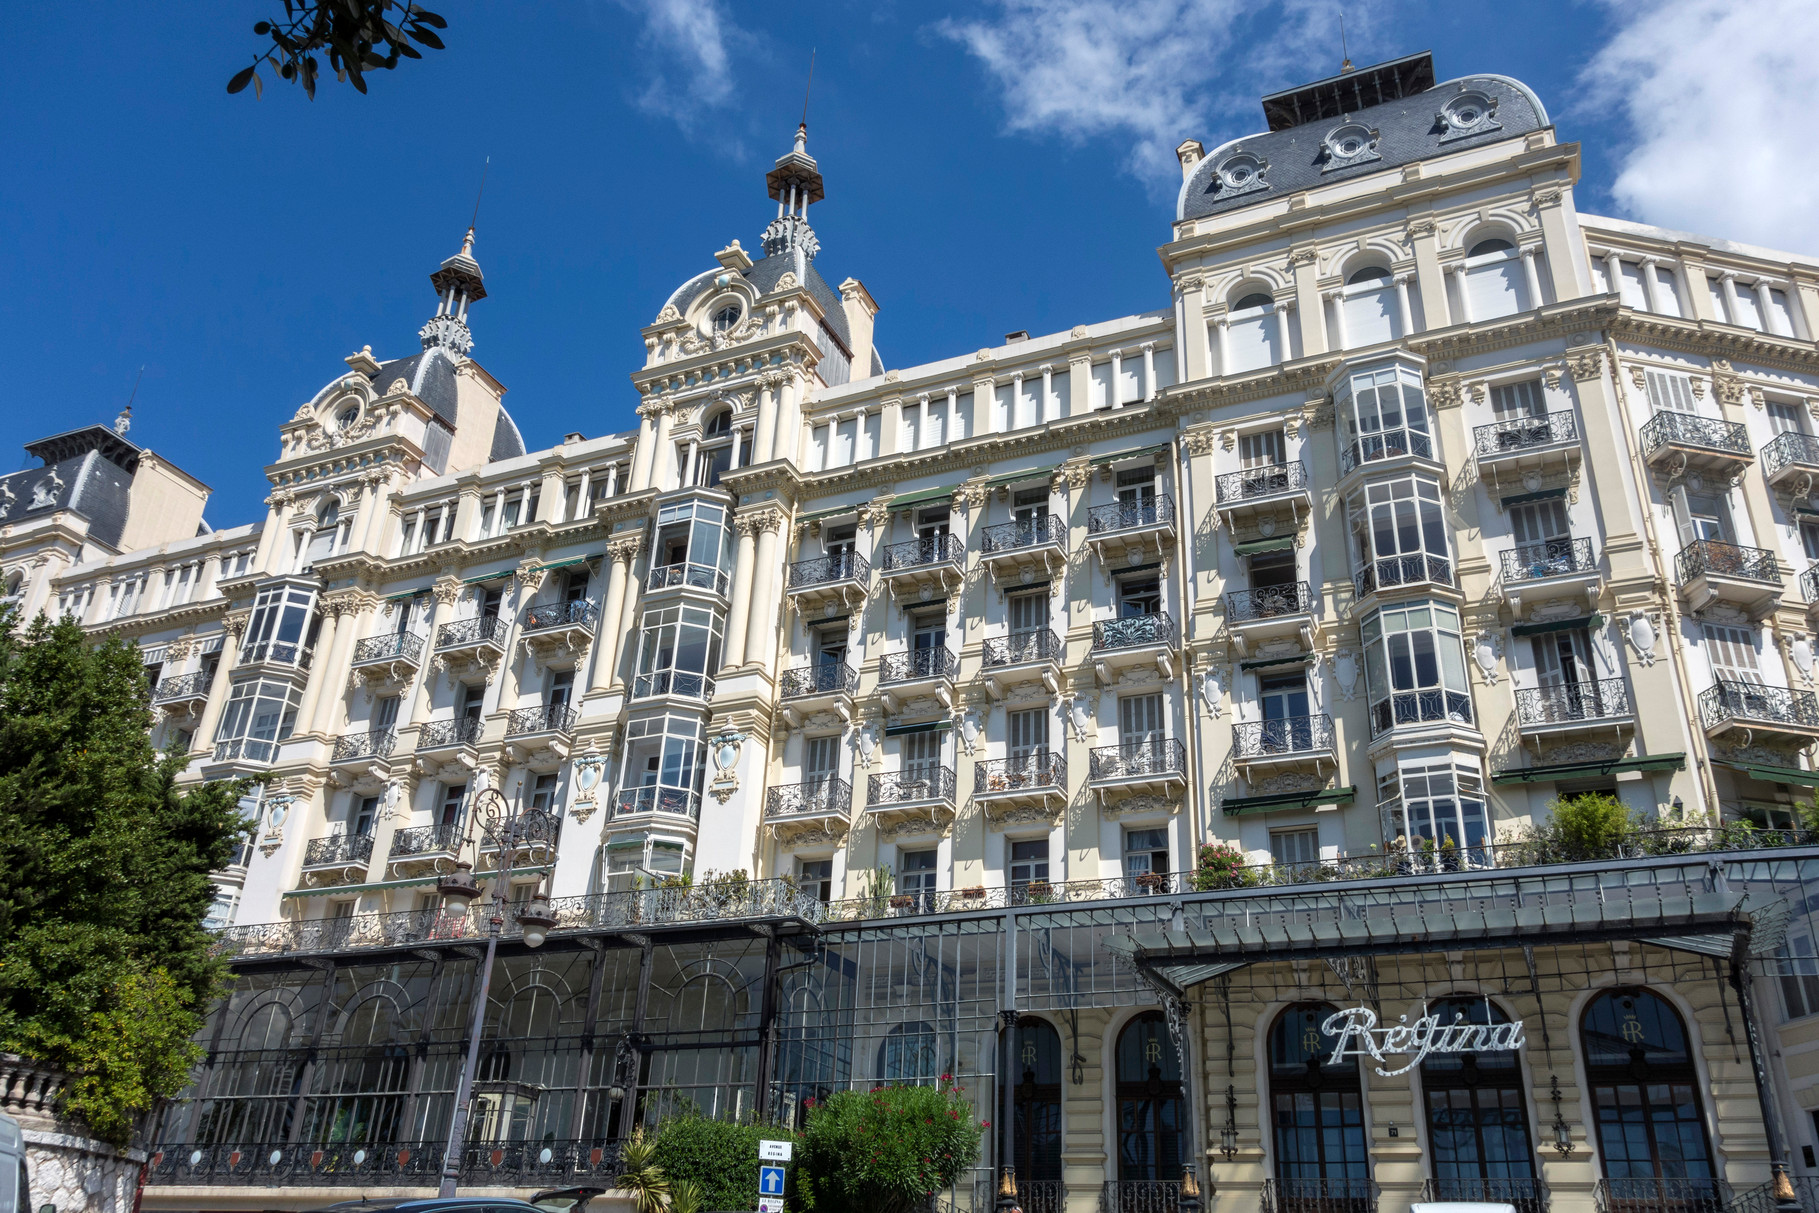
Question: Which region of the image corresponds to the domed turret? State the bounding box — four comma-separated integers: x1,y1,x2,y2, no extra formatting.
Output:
421,227,487,356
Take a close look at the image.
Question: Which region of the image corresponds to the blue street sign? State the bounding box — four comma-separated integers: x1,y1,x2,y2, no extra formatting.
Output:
759,1165,786,1197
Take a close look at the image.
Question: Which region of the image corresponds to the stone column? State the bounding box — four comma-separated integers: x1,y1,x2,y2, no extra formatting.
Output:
1755,279,1781,335
1040,364,1055,421
946,387,962,439
251,490,294,573
1447,262,1474,325
412,579,461,719
1532,185,1586,299
1212,315,1229,375
1521,245,1546,309
629,401,662,490
743,509,786,674
1325,290,1348,352
1141,343,1157,401
722,515,761,671
604,536,647,692
1393,273,1416,336
777,370,804,466
1406,215,1447,326
195,615,246,755
293,606,344,737
1109,349,1123,407
1721,273,1744,327
588,543,636,694
1272,300,1295,361
1176,274,1211,381
753,375,780,464
451,486,484,542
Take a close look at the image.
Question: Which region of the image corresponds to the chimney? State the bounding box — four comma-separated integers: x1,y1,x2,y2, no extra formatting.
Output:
1004,331,1029,344
838,278,879,378
1176,139,1206,182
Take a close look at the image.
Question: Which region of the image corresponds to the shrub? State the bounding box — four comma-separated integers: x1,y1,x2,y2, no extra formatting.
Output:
652,1114,798,1213
1548,791,1640,860
1191,842,1249,890
796,1082,983,1213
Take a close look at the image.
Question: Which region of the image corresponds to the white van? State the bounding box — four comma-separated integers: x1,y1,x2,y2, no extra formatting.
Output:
0,1111,26,1213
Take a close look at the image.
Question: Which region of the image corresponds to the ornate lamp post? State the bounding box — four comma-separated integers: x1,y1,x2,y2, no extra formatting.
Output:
435,784,559,1197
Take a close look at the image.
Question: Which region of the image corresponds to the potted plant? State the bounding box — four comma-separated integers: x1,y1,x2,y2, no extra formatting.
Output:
889,894,915,909
959,886,986,899
1192,842,1248,891
1135,871,1168,892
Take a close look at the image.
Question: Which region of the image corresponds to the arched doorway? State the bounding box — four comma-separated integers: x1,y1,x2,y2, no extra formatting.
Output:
1581,989,1718,1209
1003,1017,1062,1213
1114,1012,1184,1183
1421,996,1539,1212
1268,1003,1370,1212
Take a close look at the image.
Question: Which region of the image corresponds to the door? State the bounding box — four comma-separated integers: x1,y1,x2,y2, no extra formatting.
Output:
373,695,400,735
547,669,574,713
1007,708,1048,786
1259,674,1312,753
901,731,943,788
1115,469,1157,525
1008,1017,1063,1208
1509,499,1572,576
1008,593,1048,660
912,613,948,677
1239,430,1290,494
1012,488,1048,529
1271,829,1319,870
1115,1013,1184,1183
804,736,840,810
1531,628,1597,720
1706,624,1770,720
899,848,938,911
1119,694,1164,772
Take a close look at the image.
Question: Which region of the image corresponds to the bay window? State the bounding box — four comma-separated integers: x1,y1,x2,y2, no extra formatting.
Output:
1362,601,1473,735
1350,476,1452,595
633,603,724,700
1337,361,1431,472
616,712,708,820
1378,760,1489,865
214,677,304,763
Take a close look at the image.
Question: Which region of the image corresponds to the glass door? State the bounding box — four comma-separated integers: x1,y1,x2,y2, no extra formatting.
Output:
1259,674,1312,753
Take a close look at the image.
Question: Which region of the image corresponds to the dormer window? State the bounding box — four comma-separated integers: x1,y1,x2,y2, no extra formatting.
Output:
1439,90,1499,139
711,304,742,334
336,405,360,430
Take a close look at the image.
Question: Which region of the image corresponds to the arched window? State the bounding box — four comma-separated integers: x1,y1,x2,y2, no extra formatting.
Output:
317,996,409,1144
705,409,733,436
1234,292,1275,312
1006,1017,1063,1192
880,1020,939,1082
1581,990,1716,1206
1422,996,1537,1205
1268,1003,1369,1198
1114,1012,1183,1181
712,304,742,334
337,404,361,430
1469,238,1515,258
1347,266,1392,286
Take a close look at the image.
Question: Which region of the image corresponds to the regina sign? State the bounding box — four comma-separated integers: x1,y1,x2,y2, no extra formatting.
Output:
1322,1005,1526,1077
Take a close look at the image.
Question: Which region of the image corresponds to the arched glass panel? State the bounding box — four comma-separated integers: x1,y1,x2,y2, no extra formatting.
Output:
1470,238,1515,257
1005,1017,1063,1189
1268,1003,1369,1193
1581,990,1715,1205
1422,996,1536,1203
1115,1011,1183,1181
880,1020,939,1082
1235,292,1274,312
1347,266,1392,286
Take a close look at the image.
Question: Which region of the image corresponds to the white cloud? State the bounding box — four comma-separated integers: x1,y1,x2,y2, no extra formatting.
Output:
613,0,742,132
936,0,1372,191
1580,0,1819,256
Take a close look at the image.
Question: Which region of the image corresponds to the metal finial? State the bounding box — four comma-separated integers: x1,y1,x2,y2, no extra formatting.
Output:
801,48,815,130
1339,12,1352,72
114,366,144,435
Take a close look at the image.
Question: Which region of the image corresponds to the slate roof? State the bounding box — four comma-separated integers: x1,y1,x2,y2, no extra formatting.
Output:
339,345,526,462
1,428,136,549
664,253,856,356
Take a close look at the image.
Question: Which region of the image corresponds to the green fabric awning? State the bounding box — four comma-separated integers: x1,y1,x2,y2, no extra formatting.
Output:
536,554,600,573
282,865,552,898
1233,536,1296,556
1500,488,1567,508
1240,653,1312,671
1510,613,1604,637
797,503,860,525
384,589,424,601
885,721,951,737
888,485,959,509
1721,761,1819,788
1222,786,1356,816
982,463,1060,490
1091,443,1171,468
462,570,512,585
1491,753,1685,784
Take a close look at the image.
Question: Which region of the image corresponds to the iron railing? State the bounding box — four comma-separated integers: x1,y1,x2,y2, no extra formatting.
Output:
1260,1177,1379,1213
868,767,957,807
1215,460,1310,502
303,833,373,867
787,550,870,588
1421,1177,1547,1213
1730,1175,1819,1213
780,663,858,699
880,648,956,683
210,737,278,765
144,1138,624,1190
984,628,1064,666
1354,553,1453,597
632,670,714,700
1516,678,1631,726
982,515,1067,552
1087,495,1175,534
351,631,425,663
505,703,578,736
153,670,212,702
1340,426,1432,474
1089,738,1186,781
331,728,396,762
1013,1181,1065,1213
1501,536,1596,582
1227,582,1313,622
1763,431,1819,481
1592,1176,1730,1213
238,640,313,668
1676,539,1781,585
387,822,462,858
615,786,702,820
1474,410,1578,457
477,808,560,852
417,716,483,749
436,615,509,649
765,778,852,820
1699,680,1819,731
1099,1181,1180,1213
647,562,730,596
1805,562,1819,604
1233,714,1334,758
881,533,965,570
1639,410,1751,460
974,752,1066,794
524,599,599,631
1092,611,1176,652
1369,688,1475,737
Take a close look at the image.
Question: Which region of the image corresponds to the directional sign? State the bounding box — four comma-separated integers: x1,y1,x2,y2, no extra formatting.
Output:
758,1199,784,1213
759,1139,793,1162
759,1165,787,1197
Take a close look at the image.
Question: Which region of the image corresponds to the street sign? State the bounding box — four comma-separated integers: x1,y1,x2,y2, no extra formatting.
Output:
759,1139,794,1162
758,1199,784,1213
759,1165,787,1197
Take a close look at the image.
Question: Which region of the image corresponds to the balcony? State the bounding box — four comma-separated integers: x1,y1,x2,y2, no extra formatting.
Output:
647,560,730,598
1225,582,1317,654
519,599,597,668
206,736,282,777
866,767,958,831
1090,611,1177,685
878,534,965,600
1699,679,1819,745
785,551,870,618
1260,1177,1379,1213
1639,410,1753,479
152,670,213,716
1676,540,1782,620
973,752,1067,820
1232,713,1337,779
349,630,426,696
778,662,857,726
1422,1176,1547,1213
1500,536,1601,616
1214,461,1313,532
1340,425,1435,478
1515,678,1634,746
764,778,854,840
631,669,715,703
434,615,509,683
386,821,462,869
1099,1181,1180,1213
615,785,702,822
477,808,559,867
302,833,374,880
330,727,397,783
1804,563,1819,626
415,715,483,764
1369,688,1474,739
982,628,1064,698
877,648,956,713
1472,410,1581,493
1087,738,1187,804
1593,1177,1730,1213
979,515,1067,588
1085,495,1176,571
236,639,314,675
1763,431,1819,495
503,703,578,766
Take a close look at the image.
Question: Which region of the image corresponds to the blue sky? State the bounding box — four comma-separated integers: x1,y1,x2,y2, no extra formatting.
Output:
2,0,1814,526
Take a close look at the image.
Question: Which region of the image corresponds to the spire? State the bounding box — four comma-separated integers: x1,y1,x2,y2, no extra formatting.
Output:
762,122,824,276
421,227,487,356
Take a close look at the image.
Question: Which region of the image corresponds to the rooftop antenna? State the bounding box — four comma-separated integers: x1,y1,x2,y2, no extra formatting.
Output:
1339,12,1353,73
469,156,489,235
801,48,815,130
114,366,144,436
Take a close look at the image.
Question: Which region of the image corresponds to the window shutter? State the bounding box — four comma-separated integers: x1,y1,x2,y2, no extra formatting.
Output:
1645,369,1694,413
1669,486,1697,548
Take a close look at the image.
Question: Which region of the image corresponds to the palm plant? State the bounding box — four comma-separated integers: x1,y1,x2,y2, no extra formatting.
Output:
668,1178,704,1213
615,1128,669,1213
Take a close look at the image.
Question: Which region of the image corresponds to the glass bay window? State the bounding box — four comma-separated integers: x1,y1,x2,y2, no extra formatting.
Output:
634,603,724,700
617,711,708,820
1338,360,1432,473
1362,601,1473,735
1350,476,1453,595
651,499,735,596
1379,760,1489,865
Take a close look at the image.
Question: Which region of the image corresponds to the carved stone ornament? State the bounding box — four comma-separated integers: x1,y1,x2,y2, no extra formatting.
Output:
29,468,64,509
1101,795,1181,821
1788,633,1816,686
707,727,745,805
1622,612,1658,666
1534,739,1625,765
1568,348,1605,383
1473,632,1502,684
1427,377,1464,411
1333,650,1362,701
1249,772,1324,796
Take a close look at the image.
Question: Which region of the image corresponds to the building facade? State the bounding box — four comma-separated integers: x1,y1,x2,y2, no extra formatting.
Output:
10,51,1819,1213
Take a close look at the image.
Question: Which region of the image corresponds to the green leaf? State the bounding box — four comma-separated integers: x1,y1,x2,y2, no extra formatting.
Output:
410,26,444,49
227,64,257,94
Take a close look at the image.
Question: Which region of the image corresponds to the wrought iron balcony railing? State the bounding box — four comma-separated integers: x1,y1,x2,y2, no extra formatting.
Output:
1474,409,1578,457
981,515,1067,552
388,822,463,858
974,752,1066,793
303,833,374,867
780,663,858,699
868,767,957,806
210,737,279,765
1676,539,1781,585
646,562,730,596
765,778,852,819
1501,536,1596,583
1369,688,1475,737
479,808,560,851
1516,678,1631,726
880,533,965,570
436,615,509,649
1421,1177,1547,1213
1639,410,1751,460
352,631,425,663
1805,562,1819,604
984,628,1064,666
1354,553,1453,597
1592,1176,1730,1213
1699,679,1819,731
879,648,955,683
1340,426,1433,474
1099,1181,1181,1213
506,703,578,736
1762,431,1819,480
417,716,483,750
238,640,313,669
1087,494,1175,534
1215,460,1310,502
523,599,598,631
1011,1181,1065,1213
145,1138,624,1192
631,670,714,700
616,786,702,820
1227,581,1313,622
153,671,212,702
1233,713,1334,758
787,550,870,588
1261,1176,1380,1213
1088,738,1186,781
332,728,396,762
1091,611,1176,652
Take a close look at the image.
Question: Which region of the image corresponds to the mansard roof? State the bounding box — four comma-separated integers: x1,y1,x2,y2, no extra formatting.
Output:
347,345,525,461
1,434,134,547
663,252,858,357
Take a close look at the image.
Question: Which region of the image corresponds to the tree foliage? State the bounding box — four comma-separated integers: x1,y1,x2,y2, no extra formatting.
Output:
651,1115,798,1213
0,611,250,1143
230,1,447,99
796,1082,983,1213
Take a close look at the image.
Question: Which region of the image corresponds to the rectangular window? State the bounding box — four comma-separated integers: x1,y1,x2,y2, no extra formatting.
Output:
1705,624,1764,685
373,695,400,732
1781,931,1819,1021
457,682,484,723
1769,400,1808,435
439,782,467,827
1009,839,1049,887
1530,628,1595,687
800,858,833,903
1115,467,1156,507
1644,369,1696,414
901,731,943,782
353,796,378,837
1124,827,1170,877
899,848,938,897
1119,693,1164,743
1248,548,1296,590
1011,488,1048,526
527,772,559,812
1490,379,1546,419
1239,429,1285,468
917,507,950,539
1801,520,1819,562
1008,708,1048,760
804,735,840,780
563,479,582,521
1509,499,1570,546
1270,828,1319,867
1116,574,1161,618
547,668,574,710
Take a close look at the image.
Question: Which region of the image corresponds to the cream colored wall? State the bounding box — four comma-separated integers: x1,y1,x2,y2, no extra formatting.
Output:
118,454,210,552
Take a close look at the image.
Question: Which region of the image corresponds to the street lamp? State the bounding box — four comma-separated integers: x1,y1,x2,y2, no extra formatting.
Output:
435,784,559,1197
